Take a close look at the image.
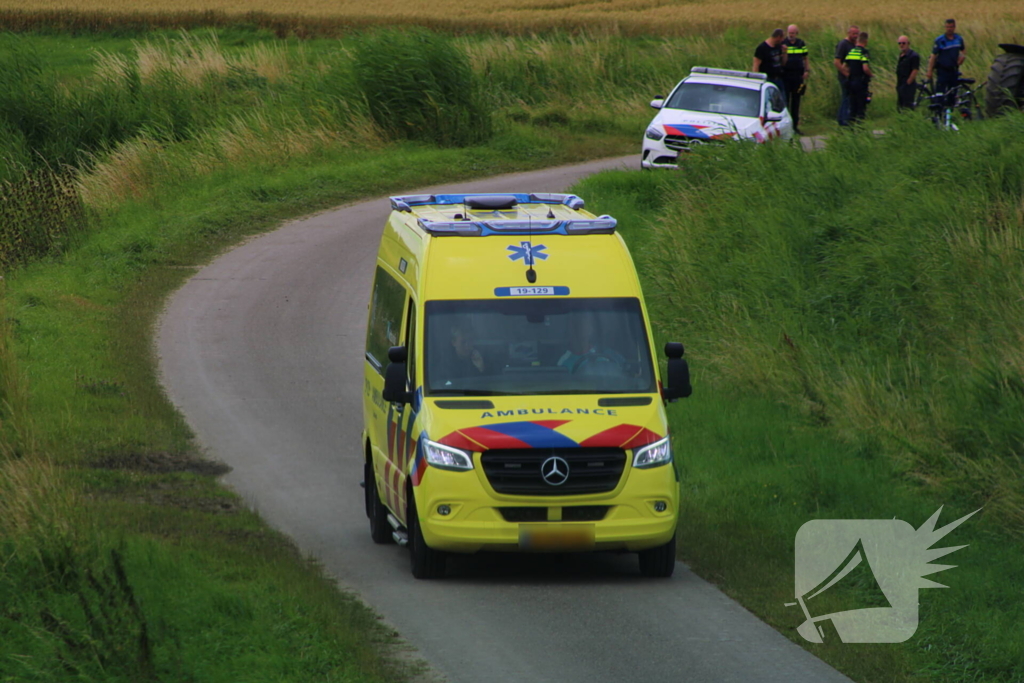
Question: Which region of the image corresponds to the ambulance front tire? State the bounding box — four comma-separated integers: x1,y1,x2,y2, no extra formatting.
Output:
638,534,677,578
408,494,447,579
366,459,393,545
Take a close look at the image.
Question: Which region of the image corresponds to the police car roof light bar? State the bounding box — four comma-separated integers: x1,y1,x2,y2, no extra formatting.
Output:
691,66,768,81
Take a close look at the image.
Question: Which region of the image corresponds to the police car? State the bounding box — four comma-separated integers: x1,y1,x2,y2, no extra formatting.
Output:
642,66,794,169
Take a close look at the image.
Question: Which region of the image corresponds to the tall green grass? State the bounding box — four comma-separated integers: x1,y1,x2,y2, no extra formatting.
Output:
0,169,86,270
0,27,643,682
3,25,1011,236
639,114,1024,530
0,87,637,683
573,114,1024,682
353,28,492,147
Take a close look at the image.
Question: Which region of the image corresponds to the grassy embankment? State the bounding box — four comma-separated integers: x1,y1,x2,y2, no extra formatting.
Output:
573,113,1024,682
0,28,653,680
2,19,1023,681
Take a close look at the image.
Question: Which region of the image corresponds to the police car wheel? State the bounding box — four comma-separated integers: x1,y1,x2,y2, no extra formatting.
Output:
366,460,393,545
409,495,447,579
638,534,677,578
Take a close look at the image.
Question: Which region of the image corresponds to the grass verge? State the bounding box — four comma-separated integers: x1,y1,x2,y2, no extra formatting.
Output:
570,115,1024,682
0,125,636,680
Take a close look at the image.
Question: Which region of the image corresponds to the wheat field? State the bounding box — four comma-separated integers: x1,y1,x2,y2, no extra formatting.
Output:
2,0,1023,37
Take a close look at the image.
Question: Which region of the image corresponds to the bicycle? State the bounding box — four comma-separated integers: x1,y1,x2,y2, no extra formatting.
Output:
915,78,984,131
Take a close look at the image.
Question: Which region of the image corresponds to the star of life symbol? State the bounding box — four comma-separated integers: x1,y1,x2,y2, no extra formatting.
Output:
789,506,978,643
507,242,548,266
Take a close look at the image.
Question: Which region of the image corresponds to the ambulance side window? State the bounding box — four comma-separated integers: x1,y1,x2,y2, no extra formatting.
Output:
366,266,407,373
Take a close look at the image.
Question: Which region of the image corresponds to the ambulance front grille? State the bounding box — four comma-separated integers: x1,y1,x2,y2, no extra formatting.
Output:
481,448,626,496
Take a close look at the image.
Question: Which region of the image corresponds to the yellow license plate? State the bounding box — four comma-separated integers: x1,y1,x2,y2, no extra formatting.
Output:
519,524,595,551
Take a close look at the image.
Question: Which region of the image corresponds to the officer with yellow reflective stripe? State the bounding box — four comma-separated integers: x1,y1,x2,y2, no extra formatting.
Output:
782,24,810,134
842,32,873,123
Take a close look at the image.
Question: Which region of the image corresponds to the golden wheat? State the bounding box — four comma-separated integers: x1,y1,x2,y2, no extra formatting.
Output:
1,1,1023,36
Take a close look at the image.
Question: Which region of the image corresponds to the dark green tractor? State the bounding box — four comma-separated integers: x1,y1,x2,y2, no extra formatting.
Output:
985,44,1024,117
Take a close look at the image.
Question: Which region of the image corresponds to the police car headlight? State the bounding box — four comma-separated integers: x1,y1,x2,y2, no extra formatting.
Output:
645,127,664,141
632,437,672,469
423,439,474,471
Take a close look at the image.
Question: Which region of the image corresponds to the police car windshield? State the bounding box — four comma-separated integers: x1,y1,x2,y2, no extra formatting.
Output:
666,82,761,118
425,298,656,396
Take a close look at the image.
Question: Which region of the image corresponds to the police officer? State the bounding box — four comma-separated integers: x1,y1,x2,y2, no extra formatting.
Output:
926,18,966,94
833,24,860,126
896,36,921,110
782,24,810,134
843,32,873,123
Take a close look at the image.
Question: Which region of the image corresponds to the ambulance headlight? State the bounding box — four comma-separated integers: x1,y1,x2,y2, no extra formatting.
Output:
645,127,664,141
632,437,672,469
423,439,474,471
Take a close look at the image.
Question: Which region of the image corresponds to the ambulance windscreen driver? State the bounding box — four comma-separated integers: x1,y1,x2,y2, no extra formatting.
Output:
447,321,485,380
557,313,626,375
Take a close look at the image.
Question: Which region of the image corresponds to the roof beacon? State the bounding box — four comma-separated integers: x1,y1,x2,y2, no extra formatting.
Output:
389,193,617,237
690,66,768,81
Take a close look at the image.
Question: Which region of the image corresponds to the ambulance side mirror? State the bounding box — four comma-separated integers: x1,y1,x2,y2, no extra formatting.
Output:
662,342,692,401
382,346,412,404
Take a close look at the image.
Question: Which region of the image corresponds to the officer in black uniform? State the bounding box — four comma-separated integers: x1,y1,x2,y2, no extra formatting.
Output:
782,24,810,134
843,32,873,123
753,28,788,97
895,35,921,110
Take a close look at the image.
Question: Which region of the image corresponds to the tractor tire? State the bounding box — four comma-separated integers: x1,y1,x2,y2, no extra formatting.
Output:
985,50,1024,118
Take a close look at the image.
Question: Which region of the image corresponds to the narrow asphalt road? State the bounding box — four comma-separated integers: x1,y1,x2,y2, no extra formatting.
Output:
157,155,851,683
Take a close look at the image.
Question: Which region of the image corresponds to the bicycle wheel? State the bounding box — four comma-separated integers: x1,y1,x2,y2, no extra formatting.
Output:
969,92,985,120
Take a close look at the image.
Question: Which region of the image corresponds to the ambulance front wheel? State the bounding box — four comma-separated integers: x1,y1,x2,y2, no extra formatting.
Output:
408,495,447,579
638,534,677,578
366,460,393,545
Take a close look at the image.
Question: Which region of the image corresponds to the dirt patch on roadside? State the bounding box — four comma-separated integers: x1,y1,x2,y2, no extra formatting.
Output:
137,483,241,514
92,451,231,476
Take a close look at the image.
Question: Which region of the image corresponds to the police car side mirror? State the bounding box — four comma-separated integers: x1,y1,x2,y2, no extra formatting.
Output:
662,342,692,401
382,345,412,404
766,112,784,122
650,97,665,109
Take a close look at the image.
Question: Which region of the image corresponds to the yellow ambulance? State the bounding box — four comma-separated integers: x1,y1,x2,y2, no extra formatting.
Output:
361,192,692,579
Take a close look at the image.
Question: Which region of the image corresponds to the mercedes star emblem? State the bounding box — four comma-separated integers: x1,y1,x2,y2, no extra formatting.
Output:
540,456,570,486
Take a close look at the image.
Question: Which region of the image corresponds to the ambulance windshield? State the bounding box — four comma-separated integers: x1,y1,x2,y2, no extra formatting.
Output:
424,298,656,396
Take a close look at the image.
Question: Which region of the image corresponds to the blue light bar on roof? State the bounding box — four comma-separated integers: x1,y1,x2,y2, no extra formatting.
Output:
566,216,617,233
415,216,616,236
415,219,481,236
528,193,586,210
390,194,434,212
